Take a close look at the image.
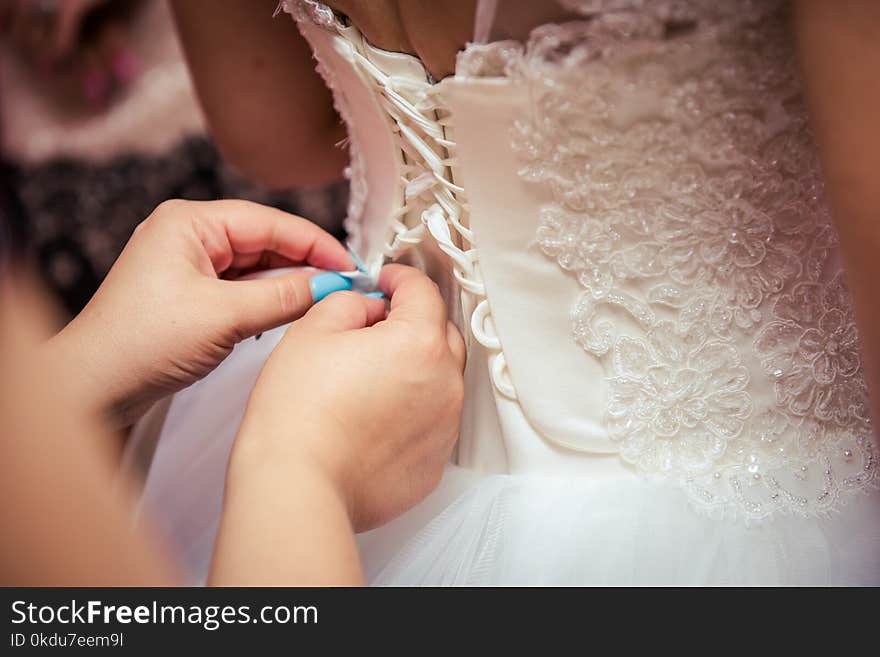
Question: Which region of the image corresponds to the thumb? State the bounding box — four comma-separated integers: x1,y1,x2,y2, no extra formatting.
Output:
216,270,319,339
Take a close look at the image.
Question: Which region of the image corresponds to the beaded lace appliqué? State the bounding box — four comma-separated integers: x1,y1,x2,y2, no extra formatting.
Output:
487,0,876,519
284,0,875,519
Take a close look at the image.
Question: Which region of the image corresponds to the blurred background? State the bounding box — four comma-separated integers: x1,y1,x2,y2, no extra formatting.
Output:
0,0,347,318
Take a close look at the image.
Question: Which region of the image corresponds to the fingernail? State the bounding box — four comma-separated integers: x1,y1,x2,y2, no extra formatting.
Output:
310,271,353,302
361,291,385,299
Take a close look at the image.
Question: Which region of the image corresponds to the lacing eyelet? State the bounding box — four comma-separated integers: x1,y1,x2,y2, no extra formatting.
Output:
301,13,517,402
471,299,502,350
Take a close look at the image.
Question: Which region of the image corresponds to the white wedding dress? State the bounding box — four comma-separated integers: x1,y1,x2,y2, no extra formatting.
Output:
130,0,880,585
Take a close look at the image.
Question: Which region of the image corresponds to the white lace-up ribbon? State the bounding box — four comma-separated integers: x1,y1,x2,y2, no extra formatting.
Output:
332,30,516,399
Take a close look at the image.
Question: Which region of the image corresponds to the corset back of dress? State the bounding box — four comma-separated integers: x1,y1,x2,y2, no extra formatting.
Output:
281,0,876,520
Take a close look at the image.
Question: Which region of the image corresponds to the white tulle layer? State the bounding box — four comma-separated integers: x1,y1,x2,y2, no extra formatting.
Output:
131,321,880,586
129,313,880,586
360,467,880,586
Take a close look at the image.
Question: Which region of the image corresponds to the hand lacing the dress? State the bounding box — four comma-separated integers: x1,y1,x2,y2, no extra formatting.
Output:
324,17,517,399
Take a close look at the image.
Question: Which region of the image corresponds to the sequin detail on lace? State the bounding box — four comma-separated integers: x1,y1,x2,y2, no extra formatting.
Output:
501,1,875,519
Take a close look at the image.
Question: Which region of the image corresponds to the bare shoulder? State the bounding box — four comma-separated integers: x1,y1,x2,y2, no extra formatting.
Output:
328,0,477,79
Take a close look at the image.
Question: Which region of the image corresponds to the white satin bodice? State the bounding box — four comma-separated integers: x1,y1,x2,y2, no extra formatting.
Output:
281,0,876,521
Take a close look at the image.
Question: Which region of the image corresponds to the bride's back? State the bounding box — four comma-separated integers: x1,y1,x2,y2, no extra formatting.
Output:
135,0,880,584
284,0,875,518
322,0,585,79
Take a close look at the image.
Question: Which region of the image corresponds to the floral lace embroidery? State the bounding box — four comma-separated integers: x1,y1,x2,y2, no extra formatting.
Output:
608,322,752,473
756,273,871,428
456,41,523,78
284,0,875,519
505,1,875,518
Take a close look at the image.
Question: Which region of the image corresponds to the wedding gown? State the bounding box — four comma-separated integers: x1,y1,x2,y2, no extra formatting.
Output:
130,0,880,585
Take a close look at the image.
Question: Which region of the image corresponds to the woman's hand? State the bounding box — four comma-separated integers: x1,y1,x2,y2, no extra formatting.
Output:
45,199,355,426
0,274,178,586
211,264,466,585
234,263,467,530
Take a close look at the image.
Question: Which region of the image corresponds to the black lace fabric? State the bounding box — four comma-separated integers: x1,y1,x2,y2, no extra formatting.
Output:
0,138,347,316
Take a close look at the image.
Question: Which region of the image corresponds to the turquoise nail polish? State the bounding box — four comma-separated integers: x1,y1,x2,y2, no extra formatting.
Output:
310,272,353,302
362,291,385,299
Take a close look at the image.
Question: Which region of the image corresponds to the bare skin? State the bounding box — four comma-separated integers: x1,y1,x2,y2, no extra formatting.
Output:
0,274,178,585
328,0,476,78
170,0,348,189
169,0,476,190
794,0,880,427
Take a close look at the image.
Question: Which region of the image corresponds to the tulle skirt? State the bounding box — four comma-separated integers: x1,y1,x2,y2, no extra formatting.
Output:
360,466,880,586
130,323,880,586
